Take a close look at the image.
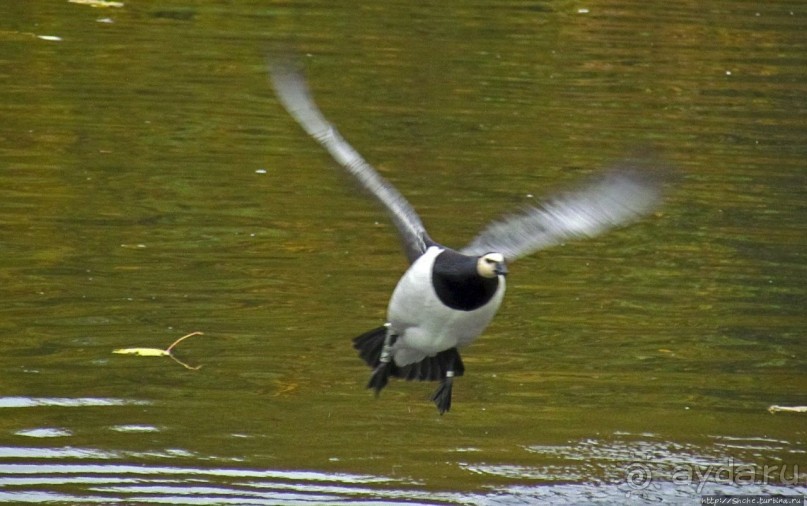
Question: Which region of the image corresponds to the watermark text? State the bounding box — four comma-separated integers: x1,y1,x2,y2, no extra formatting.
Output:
624,457,805,494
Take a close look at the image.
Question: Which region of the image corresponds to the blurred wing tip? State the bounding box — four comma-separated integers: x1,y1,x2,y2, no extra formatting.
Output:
463,164,671,260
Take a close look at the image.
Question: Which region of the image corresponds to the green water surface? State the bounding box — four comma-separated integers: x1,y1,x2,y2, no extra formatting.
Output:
0,1,804,504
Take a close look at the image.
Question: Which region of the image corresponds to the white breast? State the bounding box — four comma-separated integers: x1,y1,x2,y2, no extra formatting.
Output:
386,246,506,367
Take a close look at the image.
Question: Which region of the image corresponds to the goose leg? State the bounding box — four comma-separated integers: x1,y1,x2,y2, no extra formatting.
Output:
367,324,396,396
430,371,454,415
431,349,461,415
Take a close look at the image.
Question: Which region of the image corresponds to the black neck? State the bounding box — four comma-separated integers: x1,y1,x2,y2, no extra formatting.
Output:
431,249,499,311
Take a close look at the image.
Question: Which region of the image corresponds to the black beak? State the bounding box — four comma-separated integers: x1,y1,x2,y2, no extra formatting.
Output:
495,262,508,277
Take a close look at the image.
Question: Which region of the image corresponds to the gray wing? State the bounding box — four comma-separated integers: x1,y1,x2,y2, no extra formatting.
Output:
462,168,663,261
269,62,431,264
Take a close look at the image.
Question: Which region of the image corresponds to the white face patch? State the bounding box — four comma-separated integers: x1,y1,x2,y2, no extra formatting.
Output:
477,252,506,278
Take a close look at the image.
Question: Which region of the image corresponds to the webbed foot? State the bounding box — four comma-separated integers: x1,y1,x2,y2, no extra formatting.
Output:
365,324,396,396
367,362,392,396
430,372,454,415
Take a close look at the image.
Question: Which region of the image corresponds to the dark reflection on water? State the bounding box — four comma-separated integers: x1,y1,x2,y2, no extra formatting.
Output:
1,0,805,504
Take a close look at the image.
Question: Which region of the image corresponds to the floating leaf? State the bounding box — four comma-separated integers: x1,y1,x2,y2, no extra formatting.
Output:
113,332,203,370
113,347,169,356
68,0,125,7
768,405,807,414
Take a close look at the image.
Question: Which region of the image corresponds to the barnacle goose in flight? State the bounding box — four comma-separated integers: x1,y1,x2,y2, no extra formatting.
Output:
269,62,664,414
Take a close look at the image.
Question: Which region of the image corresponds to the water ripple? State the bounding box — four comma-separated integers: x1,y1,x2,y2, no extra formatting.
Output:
0,462,464,505
0,397,150,408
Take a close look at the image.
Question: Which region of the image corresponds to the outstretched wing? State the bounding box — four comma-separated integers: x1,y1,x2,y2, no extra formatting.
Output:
269,61,432,264
462,167,664,261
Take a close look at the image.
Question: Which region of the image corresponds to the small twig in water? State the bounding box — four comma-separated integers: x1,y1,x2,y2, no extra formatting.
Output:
113,331,204,370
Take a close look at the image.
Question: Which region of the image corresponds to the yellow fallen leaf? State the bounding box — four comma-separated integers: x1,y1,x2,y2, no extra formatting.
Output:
113,347,169,356
68,0,125,7
768,405,807,414
113,332,203,370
